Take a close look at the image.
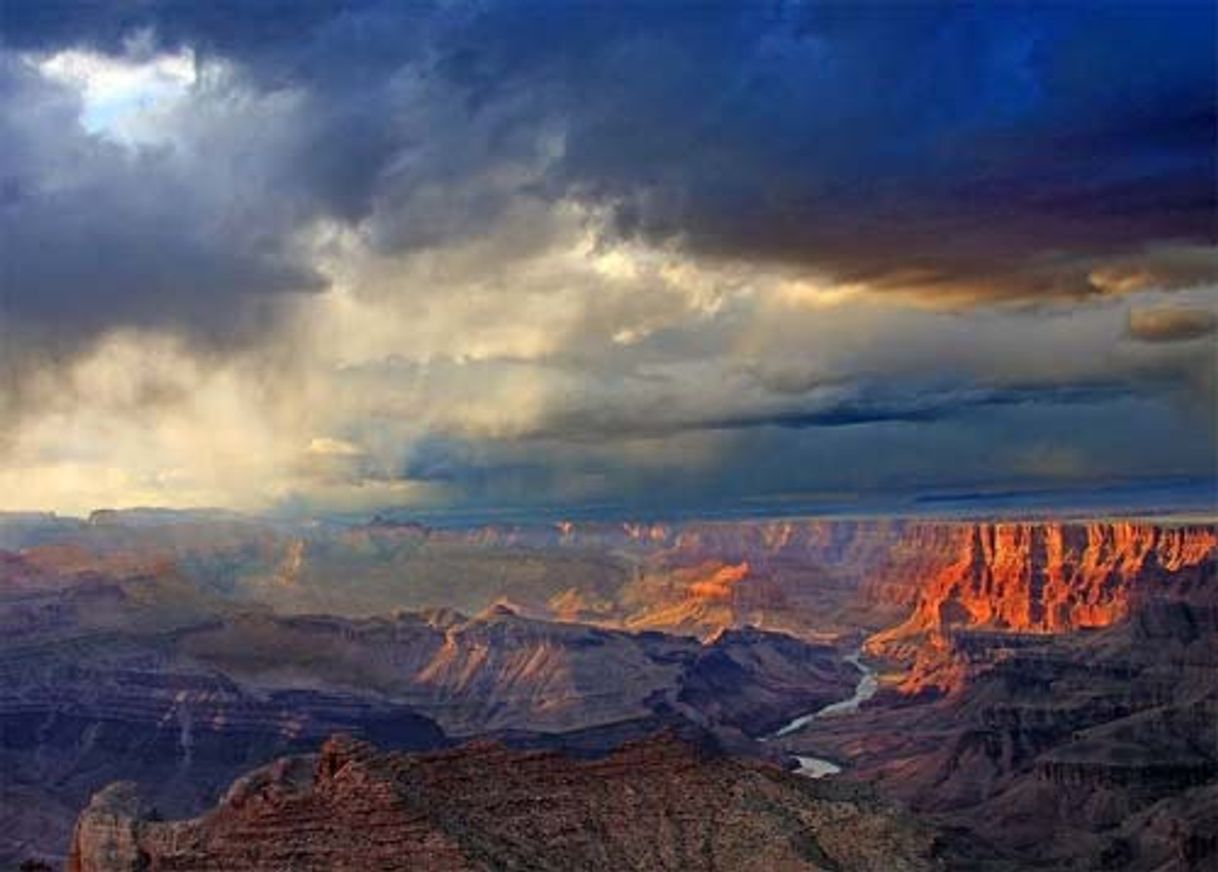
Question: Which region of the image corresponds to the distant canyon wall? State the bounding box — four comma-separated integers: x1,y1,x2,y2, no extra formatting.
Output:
871,522,1217,648
546,519,1216,643
5,513,1214,644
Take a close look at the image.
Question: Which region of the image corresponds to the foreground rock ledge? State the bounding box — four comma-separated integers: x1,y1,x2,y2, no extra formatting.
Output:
68,732,941,871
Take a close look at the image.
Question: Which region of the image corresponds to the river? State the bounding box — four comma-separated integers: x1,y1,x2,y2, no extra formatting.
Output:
766,648,879,778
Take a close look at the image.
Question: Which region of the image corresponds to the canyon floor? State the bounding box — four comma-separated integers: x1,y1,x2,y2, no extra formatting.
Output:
2,511,1215,870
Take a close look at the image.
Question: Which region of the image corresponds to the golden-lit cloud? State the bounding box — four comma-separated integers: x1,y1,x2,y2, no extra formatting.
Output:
1127,306,1218,343
1,205,1215,515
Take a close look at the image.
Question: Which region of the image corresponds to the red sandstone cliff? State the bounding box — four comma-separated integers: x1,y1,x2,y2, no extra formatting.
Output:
870,523,1217,653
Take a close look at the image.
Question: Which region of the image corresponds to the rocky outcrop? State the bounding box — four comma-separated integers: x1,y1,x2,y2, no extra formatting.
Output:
870,522,1217,663
68,733,943,872
0,637,448,868
63,783,152,872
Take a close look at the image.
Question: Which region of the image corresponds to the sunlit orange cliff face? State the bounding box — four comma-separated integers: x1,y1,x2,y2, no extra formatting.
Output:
871,522,1218,659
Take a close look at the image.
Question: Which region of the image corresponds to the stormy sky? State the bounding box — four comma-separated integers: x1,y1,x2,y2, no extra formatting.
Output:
0,0,1214,517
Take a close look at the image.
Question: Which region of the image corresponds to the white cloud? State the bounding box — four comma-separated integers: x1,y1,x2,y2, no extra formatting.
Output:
33,42,196,142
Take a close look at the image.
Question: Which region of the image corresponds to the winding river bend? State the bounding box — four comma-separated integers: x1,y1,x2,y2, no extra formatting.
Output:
766,648,879,778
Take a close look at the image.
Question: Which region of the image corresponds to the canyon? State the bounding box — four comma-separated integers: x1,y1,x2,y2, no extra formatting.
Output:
2,511,1214,869
779,522,1218,869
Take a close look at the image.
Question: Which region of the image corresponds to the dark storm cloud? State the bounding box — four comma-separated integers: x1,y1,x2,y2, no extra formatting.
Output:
2,0,1213,353
0,1,411,352
0,53,323,352
391,384,1212,514
0,0,543,351
0,0,360,62
519,379,1138,442
439,0,1217,299
702,383,1138,432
